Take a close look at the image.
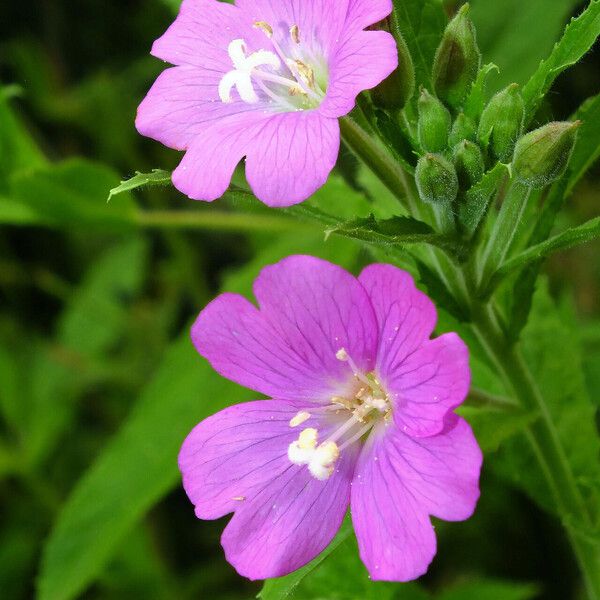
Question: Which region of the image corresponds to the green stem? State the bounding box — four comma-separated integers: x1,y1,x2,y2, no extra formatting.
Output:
477,181,532,293
135,209,315,233
339,116,412,210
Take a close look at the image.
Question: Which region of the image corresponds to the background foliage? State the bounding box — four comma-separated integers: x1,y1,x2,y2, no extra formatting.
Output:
0,1,598,599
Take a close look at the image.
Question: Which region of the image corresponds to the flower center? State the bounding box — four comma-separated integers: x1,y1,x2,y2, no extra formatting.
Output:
218,22,328,111
287,348,391,481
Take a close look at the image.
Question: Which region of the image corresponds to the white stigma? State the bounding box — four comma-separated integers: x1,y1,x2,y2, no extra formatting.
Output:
218,39,280,104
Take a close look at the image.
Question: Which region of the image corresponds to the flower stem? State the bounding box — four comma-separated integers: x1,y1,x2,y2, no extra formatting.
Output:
135,209,315,233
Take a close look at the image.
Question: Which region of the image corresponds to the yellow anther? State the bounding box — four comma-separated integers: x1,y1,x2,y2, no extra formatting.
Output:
289,411,311,428
253,21,273,38
290,25,300,44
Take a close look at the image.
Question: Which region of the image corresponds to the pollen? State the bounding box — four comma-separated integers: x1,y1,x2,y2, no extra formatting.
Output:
298,428,318,449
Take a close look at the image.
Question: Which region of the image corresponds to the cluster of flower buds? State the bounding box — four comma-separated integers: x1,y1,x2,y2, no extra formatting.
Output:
370,3,582,210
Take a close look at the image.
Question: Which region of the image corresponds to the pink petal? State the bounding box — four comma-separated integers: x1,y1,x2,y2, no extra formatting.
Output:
244,112,340,207
351,416,482,581
389,333,471,438
179,400,310,520
359,264,437,371
221,440,357,580
171,111,270,202
320,29,398,118
192,256,379,402
151,0,255,70
345,0,394,33
136,66,265,151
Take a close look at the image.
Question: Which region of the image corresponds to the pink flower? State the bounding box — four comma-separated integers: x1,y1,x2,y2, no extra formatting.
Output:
179,256,482,581
136,0,398,206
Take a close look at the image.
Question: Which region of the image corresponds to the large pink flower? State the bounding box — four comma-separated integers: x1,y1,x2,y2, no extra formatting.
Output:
179,256,482,581
136,0,398,206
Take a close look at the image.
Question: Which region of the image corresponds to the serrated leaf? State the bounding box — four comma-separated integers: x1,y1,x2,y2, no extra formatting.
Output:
567,93,600,195
325,214,451,250
107,169,172,201
488,217,600,293
522,0,600,121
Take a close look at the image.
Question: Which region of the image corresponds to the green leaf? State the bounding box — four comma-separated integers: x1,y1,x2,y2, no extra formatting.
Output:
457,405,539,454
9,159,137,230
464,63,500,121
488,217,600,293
471,0,582,91
438,579,539,600
258,520,354,600
37,234,362,600
324,214,453,251
260,523,430,600
522,0,600,121
392,0,447,89
0,87,46,189
107,169,172,201
25,238,149,466
567,93,600,195
460,163,510,237
37,333,253,600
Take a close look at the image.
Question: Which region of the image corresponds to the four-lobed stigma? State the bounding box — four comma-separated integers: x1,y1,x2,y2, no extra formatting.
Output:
219,22,328,111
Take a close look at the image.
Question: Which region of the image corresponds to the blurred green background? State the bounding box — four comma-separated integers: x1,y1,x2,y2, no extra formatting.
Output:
0,1,598,599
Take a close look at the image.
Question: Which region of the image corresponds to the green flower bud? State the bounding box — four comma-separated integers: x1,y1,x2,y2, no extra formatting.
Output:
513,121,581,188
416,153,459,204
453,140,485,190
371,20,416,110
418,88,451,152
449,112,477,147
478,83,525,162
433,4,481,110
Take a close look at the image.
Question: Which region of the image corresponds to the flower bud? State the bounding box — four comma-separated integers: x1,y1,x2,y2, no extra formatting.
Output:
432,4,481,110
416,153,459,204
453,140,484,190
512,121,581,188
418,88,451,152
478,83,525,162
371,20,416,110
449,112,477,147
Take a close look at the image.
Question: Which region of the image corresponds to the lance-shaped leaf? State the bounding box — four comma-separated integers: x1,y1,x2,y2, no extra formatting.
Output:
522,0,600,122
107,169,172,201
486,217,600,295
324,214,455,252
